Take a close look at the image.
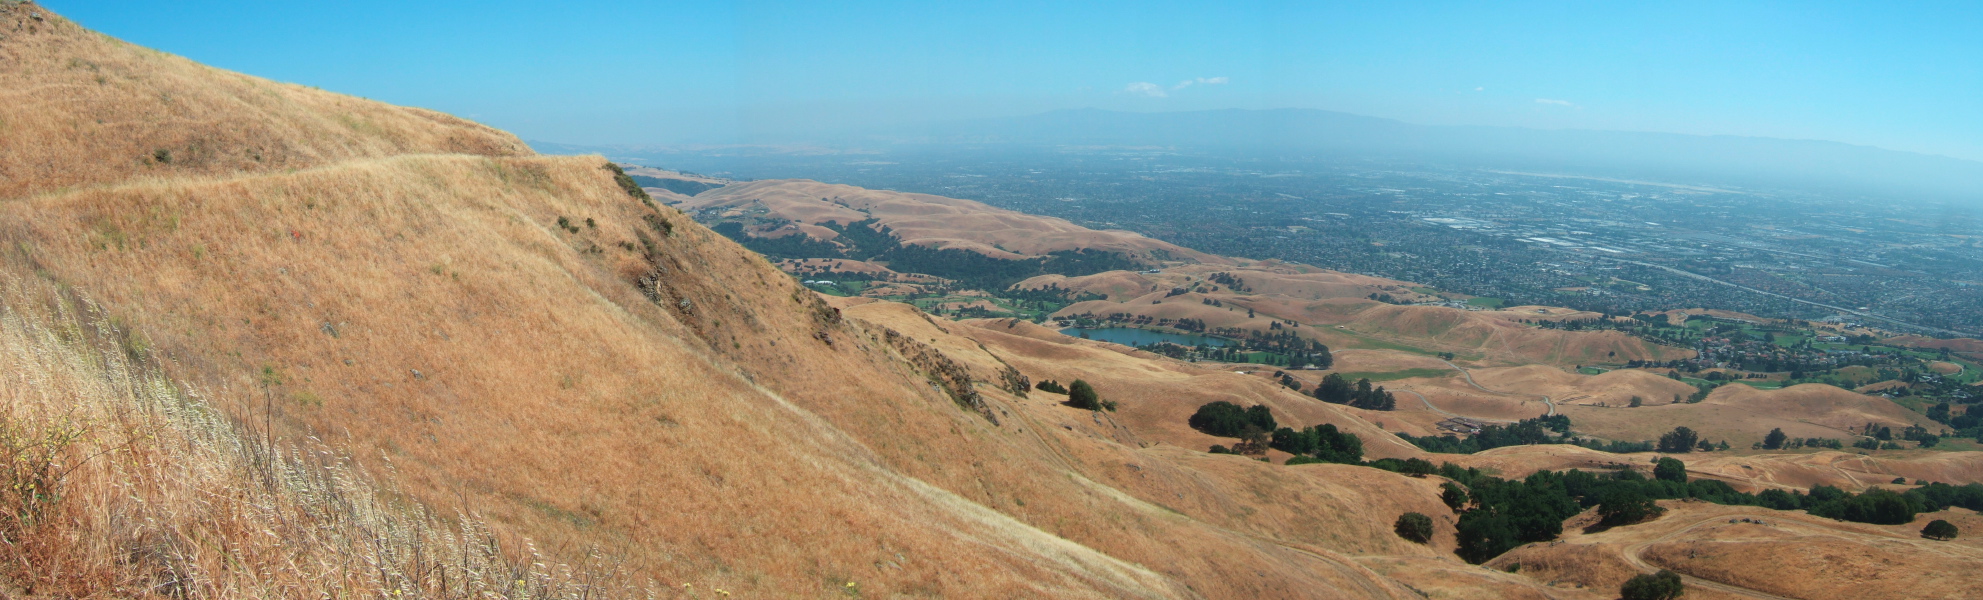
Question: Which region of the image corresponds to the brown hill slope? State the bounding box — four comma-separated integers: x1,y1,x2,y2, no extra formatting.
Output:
1491,501,1983,600
0,6,525,200
1050,265,1688,367
0,5,1546,598
680,179,1225,263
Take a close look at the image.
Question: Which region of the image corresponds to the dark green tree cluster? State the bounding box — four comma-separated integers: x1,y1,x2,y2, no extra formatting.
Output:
1034,379,1068,394
1312,374,1396,410
712,217,1149,290
1656,427,1699,453
1271,423,1365,464
1762,427,1788,450
1399,415,1570,454
1619,570,1684,600
1393,513,1434,544
625,173,719,197
1922,519,1959,541
1597,488,1664,527
1190,403,1983,563
1063,380,1114,411
1440,482,1470,511
1652,457,1687,483
1187,401,1276,438
1433,461,1762,563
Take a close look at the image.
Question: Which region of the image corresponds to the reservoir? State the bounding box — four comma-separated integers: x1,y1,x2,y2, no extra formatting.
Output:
1060,327,1235,348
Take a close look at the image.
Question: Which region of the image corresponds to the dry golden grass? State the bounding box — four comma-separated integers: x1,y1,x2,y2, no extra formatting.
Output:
17,4,1967,598
1495,501,1983,600
680,179,1225,263
0,274,653,598
4,151,1222,597
0,5,526,201
0,7,1477,595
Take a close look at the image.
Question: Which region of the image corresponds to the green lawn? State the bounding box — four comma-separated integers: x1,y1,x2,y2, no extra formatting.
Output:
1466,297,1505,309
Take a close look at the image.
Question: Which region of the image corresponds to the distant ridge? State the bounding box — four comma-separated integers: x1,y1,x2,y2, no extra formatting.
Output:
538,108,1983,203
902,108,1983,202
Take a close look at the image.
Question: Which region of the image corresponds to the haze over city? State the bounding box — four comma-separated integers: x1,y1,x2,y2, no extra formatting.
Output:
49,1,1983,164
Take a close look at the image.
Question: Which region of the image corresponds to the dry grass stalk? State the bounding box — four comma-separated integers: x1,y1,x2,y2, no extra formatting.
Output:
0,275,654,598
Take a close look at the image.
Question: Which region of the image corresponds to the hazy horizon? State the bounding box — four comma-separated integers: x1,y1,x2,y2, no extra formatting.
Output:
46,1,1983,164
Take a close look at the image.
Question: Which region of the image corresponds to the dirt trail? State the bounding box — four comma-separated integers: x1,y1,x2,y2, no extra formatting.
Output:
1394,389,1516,424
1436,356,1557,417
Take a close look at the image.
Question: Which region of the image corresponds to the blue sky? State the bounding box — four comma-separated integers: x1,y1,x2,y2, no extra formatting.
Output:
45,1,1983,161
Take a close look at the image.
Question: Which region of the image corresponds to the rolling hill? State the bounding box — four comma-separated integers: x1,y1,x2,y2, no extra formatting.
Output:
678,178,1224,264
6,4,1981,599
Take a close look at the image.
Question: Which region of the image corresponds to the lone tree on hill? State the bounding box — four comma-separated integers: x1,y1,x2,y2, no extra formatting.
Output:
1393,513,1434,544
1657,426,1700,453
1763,427,1788,450
1066,379,1101,410
1619,570,1684,600
1923,519,1960,541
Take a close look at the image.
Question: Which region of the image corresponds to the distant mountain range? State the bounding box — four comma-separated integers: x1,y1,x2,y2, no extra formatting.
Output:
904,108,1983,203
541,107,1983,203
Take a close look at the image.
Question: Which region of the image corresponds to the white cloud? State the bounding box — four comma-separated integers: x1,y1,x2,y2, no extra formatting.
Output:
1123,82,1168,97
1474,86,1485,92
1535,98,1579,108
1172,76,1230,91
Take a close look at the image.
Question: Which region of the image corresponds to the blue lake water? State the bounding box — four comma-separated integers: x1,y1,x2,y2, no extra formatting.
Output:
1060,327,1235,348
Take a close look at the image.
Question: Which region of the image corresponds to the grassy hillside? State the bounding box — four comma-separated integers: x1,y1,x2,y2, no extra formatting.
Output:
8,4,1980,598
0,4,1467,598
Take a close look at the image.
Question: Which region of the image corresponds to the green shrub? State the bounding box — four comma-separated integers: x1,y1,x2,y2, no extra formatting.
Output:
603,162,655,204
1065,379,1101,411
1187,401,1276,437
1393,512,1434,544
1619,570,1683,600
